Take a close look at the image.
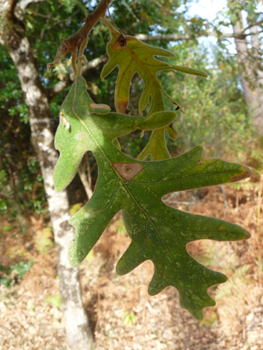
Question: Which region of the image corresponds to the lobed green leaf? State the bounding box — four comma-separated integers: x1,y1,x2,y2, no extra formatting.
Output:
54,77,251,319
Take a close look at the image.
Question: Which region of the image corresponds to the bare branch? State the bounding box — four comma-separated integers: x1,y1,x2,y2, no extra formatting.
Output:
48,0,112,74
241,19,263,34
135,33,195,42
81,54,108,74
135,31,244,42
135,19,263,43
47,55,108,99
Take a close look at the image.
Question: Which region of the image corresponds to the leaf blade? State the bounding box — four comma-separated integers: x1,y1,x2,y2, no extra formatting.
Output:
54,76,251,319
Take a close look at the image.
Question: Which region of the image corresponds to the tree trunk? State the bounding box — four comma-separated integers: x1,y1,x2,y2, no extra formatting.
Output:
1,3,95,350
232,15,255,109
248,21,263,134
231,7,263,134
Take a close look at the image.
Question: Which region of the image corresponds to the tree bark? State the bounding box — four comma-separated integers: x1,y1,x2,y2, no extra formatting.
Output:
248,21,263,134
1,2,95,349
230,6,263,135
78,153,94,200
232,14,255,107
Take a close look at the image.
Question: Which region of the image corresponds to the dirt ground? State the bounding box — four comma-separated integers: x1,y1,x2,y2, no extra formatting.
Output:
1,181,263,350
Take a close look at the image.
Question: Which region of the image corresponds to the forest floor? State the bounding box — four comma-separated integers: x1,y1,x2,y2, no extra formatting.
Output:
1,181,263,350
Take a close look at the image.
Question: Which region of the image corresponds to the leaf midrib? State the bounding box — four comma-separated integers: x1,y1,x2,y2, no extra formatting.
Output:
124,45,179,109
71,78,182,279
124,45,164,110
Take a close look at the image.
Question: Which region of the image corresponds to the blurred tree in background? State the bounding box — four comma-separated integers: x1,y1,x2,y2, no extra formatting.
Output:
0,0,262,349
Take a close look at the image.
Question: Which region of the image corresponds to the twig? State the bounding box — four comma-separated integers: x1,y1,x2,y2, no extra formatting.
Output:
47,0,112,76
47,54,108,99
101,15,120,36
121,0,140,22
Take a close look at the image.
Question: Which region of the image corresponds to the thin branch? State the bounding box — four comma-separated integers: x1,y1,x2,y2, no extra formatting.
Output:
47,54,108,99
241,19,263,33
48,0,112,74
135,33,195,41
134,31,239,42
135,19,263,42
81,54,108,75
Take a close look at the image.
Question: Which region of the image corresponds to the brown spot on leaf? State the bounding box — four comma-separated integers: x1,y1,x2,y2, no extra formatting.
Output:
116,99,129,114
117,34,127,47
111,34,127,50
60,112,70,131
198,160,204,165
112,162,144,181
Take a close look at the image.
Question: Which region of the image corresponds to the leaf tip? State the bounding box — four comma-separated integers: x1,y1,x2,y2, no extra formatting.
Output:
53,169,67,193
115,261,126,275
116,98,129,114
53,177,64,193
244,230,251,240
192,310,204,321
54,184,62,192
230,165,253,183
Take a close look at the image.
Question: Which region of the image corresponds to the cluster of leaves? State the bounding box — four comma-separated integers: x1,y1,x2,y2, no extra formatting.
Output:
52,14,251,319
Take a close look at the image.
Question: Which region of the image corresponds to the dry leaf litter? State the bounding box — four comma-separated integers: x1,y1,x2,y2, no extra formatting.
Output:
0,182,262,350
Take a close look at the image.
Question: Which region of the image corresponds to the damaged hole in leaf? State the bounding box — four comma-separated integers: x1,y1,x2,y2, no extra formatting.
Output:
60,112,70,131
112,162,144,181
